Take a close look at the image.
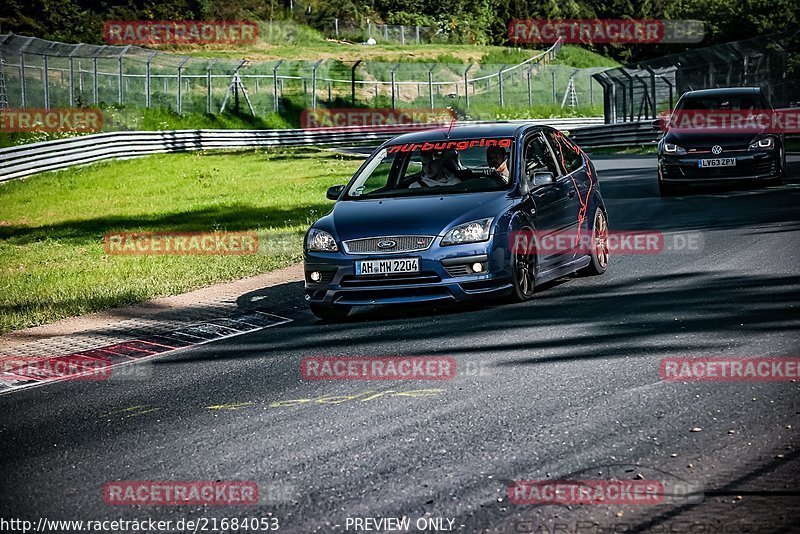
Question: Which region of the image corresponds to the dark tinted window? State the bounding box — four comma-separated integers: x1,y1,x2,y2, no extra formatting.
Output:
523,133,559,181
545,130,584,174
677,94,768,111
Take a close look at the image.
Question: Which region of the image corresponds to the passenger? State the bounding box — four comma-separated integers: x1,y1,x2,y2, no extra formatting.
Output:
409,150,462,188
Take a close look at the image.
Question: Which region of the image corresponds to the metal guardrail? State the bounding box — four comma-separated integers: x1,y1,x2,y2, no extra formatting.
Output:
569,120,661,148
0,117,605,182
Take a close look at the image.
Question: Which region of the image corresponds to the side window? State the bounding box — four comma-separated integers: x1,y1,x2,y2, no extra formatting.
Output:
523,133,559,182
545,130,584,175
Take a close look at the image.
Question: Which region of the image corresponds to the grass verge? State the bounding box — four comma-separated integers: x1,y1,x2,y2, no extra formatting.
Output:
0,148,362,334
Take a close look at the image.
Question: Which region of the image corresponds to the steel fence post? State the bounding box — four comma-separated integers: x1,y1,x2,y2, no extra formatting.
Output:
145,52,156,109
273,60,283,112
464,64,473,110
351,60,362,105
43,55,49,110
311,59,324,109
117,45,130,105
428,65,435,110
19,37,33,107
390,63,399,109
499,65,507,107
176,57,189,114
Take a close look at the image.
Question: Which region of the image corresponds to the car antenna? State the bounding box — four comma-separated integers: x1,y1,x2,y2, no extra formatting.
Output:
444,97,460,139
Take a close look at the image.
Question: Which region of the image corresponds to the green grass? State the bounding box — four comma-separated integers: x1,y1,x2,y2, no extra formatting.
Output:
0,148,362,334
554,45,620,69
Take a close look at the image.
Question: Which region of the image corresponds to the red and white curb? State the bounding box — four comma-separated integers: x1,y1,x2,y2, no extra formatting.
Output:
0,311,291,395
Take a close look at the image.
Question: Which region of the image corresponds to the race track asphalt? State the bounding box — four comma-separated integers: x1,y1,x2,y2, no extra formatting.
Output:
1,154,799,534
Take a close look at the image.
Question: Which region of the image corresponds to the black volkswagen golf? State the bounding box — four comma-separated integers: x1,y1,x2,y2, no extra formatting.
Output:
656,87,786,196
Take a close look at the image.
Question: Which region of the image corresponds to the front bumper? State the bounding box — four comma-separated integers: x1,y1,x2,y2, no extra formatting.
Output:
658,150,781,183
304,239,513,306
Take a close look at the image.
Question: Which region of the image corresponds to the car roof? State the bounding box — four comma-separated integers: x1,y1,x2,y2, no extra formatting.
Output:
682,87,763,98
387,123,537,144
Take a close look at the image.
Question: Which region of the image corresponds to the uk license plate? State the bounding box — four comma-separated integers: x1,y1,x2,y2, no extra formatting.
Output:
699,158,736,168
355,258,419,276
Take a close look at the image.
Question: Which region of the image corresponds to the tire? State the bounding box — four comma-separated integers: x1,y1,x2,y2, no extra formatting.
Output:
579,208,609,276
509,227,537,302
659,181,679,196
309,303,351,321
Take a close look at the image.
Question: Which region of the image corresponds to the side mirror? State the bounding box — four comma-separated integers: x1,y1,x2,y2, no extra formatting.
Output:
326,185,345,200
531,171,555,188
651,118,663,130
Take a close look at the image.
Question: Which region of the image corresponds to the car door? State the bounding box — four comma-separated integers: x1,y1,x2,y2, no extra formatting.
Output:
521,132,573,270
543,129,587,262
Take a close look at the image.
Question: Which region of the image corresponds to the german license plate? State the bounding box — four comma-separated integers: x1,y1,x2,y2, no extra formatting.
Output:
355,258,419,276
699,158,736,168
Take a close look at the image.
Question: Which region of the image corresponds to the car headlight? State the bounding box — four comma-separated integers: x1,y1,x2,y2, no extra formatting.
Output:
441,218,493,246
306,229,338,252
749,137,774,151
663,143,687,155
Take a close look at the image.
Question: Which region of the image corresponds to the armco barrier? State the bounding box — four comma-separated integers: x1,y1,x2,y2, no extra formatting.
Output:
568,120,661,148
0,117,618,182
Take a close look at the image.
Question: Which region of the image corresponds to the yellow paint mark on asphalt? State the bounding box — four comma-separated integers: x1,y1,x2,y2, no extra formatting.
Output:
206,402,255,411
104,405,160,418
268,388,444,408
126,408,159,417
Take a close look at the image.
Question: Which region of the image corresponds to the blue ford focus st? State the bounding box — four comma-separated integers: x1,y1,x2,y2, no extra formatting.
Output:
303,124,608,320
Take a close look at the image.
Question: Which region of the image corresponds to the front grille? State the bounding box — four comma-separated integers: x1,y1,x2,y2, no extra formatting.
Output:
342,235,435,254
687,147,747,154
340,272,441,287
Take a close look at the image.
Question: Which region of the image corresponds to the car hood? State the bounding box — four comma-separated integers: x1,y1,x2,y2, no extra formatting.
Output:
663,129,761,150
323,191,514,241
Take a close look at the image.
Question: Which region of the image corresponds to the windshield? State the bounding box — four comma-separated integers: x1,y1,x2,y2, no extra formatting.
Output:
675,94,768,111
344,138,514,199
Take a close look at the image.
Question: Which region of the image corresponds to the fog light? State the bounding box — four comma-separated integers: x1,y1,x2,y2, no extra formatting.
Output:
472,263,484,273
310,271,322,282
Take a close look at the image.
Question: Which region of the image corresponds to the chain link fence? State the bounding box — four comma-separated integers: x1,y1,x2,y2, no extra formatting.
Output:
0,33,606,121
594,32,799,123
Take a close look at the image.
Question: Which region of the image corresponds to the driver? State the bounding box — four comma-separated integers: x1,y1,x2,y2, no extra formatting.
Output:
486,146,510,182
409,149,462,188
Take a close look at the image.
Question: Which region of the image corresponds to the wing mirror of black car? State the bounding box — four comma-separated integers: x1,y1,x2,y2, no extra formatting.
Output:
651,118,663,130
326,185,345,200
531,171,556,188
